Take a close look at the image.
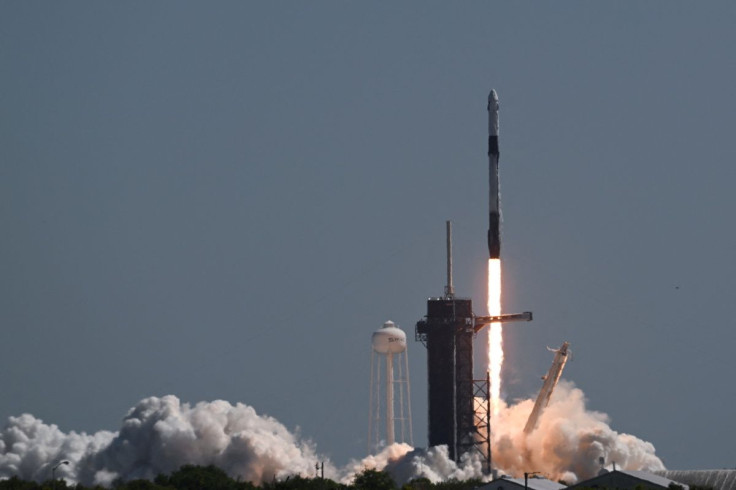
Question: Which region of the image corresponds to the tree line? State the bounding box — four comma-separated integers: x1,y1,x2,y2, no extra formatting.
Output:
0,466,712,490
0,465,482,490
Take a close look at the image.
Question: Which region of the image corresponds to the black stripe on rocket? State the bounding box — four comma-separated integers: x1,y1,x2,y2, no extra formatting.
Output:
488,134,500,259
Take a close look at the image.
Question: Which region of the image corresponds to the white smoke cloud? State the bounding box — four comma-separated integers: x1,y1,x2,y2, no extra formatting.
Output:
0,396,327,486
340,443,484,484
492,381,665,484
0,386,664,487
0,413,114,483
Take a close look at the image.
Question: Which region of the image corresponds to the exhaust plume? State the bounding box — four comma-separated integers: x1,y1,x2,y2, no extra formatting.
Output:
343,444,483,484
0,396,325,486
487,258,503,414
0,387,664,487
492,381,665,484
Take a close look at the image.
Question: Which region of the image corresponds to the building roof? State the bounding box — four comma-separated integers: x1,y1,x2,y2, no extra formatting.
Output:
657,469,736,490
478,476,566,490
570,469,688,489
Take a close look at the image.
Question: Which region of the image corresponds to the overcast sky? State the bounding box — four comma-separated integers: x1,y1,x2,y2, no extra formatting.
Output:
2,1,735,472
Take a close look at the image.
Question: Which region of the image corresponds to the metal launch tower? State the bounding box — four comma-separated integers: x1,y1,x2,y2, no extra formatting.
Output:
415,222,531,472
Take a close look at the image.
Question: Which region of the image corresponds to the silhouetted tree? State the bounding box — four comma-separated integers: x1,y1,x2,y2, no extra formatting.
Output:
262,475,344,490
401,477,431,490
432,479,482,490
351,469,395,490
0,476,41,490
116,479,170,490
153,465,255,490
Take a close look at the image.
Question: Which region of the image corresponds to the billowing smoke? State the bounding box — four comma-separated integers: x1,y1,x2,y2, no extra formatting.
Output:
342,444,483,484
492,381,665,484
358,381,665,485
0,396,473,487
0,414,114,483
0,386,664,486
0,396,327,486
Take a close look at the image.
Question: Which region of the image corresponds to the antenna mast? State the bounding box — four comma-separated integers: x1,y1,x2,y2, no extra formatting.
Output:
445,220,455,298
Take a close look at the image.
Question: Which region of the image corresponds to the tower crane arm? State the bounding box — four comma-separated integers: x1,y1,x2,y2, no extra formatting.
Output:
473,311,533,333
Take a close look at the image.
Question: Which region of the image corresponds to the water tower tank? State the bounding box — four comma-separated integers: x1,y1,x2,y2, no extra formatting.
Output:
372,321,407,354
368,320,412,452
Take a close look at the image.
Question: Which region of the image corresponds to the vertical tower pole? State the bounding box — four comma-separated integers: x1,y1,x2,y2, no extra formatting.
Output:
445,220,455,298
368,350,375,454
486,370,492,474
386,352,395,445
404,347,414,446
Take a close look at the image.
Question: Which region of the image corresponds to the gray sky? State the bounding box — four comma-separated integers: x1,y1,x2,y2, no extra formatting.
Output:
2,1,735,471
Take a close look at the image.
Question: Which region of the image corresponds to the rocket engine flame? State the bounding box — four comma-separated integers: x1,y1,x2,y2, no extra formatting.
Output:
487,258,503,415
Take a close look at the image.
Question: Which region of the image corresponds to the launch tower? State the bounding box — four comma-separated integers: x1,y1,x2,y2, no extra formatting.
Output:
415,293,475,461
416,222,532,472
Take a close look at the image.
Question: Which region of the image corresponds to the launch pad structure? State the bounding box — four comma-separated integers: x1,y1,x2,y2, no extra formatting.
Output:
415,222,532,473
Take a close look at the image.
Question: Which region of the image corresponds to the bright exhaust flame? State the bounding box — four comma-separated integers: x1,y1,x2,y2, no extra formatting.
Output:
487,258,502,414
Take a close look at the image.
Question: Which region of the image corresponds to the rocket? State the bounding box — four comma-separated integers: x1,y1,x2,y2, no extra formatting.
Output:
487,89,501,259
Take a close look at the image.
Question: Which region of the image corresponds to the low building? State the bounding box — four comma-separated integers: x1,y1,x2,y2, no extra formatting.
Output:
656,469,736,490
478,476,566,490
569,469,688,489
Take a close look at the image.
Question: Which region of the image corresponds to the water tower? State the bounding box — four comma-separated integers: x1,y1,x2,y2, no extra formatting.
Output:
368,320,413,453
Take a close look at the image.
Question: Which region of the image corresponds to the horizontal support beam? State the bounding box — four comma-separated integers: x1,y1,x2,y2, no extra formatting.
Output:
473,311,533,333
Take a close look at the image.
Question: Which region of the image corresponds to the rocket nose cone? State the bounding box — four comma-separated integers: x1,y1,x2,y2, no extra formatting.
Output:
488,89,499,113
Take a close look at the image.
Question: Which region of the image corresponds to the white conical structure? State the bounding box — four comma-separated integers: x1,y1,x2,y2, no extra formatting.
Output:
368,320,413,453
